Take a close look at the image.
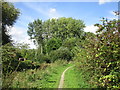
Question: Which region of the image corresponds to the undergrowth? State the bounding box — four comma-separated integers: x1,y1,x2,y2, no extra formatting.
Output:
3,60,72,88
64,65,92,88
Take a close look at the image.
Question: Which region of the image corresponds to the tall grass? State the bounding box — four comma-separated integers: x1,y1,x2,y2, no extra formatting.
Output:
64,65,92,88
3,60,72,88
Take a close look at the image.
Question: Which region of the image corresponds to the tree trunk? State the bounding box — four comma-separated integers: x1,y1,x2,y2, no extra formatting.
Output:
40,44,43,54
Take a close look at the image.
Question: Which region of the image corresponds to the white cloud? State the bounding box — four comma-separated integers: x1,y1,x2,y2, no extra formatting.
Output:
20,36,36,49
49,8,56,13
48,8,61,19
99,0,113,5
8,26,36,49
99,0,106,5
84,25,98,34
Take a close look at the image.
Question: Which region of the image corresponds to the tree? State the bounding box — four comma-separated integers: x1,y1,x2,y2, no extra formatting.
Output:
52,17,85,40
27,17,85,54
45,38,62,53
43,19,51,41
14,43,30,58
2,1,20,45
27,19,43,54
62,37,77,50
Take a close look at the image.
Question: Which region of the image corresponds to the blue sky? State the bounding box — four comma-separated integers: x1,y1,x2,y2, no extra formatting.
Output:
9,1,118,49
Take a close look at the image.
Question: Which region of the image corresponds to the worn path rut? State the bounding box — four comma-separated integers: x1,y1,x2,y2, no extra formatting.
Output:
58,65,73,89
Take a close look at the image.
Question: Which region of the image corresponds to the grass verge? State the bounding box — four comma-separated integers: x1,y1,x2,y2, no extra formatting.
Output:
64,66,91,88
5,60,72,88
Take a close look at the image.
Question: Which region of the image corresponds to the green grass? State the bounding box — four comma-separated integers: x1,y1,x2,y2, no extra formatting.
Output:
64,66,91,88
7,60,73,88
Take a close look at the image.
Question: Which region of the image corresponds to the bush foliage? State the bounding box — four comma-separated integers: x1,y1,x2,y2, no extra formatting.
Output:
49,47,73,62
74,18,120,88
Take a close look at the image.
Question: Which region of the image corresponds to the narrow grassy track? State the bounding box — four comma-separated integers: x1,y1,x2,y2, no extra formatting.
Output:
63,66,91,88
58,66,73,88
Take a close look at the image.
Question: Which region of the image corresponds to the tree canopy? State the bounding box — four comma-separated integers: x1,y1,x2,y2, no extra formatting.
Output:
27,17,85,54
2,1,20,45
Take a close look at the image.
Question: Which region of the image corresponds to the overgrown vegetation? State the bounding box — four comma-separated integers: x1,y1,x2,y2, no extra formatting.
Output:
1,0,120,89
3,61,71,88
64,65,91,88
74,17,120,88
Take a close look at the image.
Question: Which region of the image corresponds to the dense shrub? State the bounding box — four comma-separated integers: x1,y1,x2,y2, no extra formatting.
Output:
41,54,51,63
1,44,20,75
62,37,76,50
1,43,40,75
49,47,73,62
18,60,32,70
35,53,51,63
18,60,40,70
23,49,36,61
45,38,62,53
75,17,120,88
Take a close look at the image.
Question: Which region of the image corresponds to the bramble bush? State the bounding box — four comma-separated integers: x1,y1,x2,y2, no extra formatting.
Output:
75,14,120,88
1,43,40,76
1,43,20,75
93,18,120,88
